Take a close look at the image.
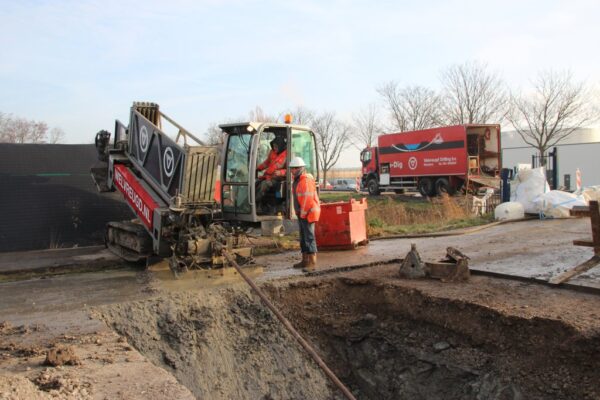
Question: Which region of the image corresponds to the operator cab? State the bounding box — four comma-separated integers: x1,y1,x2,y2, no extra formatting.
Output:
219,121,319,223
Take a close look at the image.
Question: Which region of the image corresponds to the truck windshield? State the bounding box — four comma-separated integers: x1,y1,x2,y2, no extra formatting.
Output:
360,150,371,163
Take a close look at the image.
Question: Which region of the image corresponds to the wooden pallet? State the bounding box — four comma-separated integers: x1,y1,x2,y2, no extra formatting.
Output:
549,201,600,285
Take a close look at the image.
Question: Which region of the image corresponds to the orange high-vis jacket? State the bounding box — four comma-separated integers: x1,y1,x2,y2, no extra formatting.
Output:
294,173,321,223
257,150,287,179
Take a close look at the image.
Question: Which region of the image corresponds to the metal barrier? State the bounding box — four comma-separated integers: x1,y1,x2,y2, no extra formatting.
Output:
485,194,501,214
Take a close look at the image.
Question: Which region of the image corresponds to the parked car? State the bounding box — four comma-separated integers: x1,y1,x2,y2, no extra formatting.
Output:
319,179,333,190
333,178,359,192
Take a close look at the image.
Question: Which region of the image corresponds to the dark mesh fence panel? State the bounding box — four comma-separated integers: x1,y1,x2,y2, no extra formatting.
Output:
0,144,133,252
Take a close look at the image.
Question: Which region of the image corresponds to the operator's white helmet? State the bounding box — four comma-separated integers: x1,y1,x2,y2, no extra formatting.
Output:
289,157,306,167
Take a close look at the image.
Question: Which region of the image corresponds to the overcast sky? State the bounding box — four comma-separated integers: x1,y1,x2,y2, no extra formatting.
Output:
1,0,599,167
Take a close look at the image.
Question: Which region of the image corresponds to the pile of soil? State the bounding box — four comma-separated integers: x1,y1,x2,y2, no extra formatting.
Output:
264,266,600,400
0,375,52,400
97,284,338,399
44,346,80,367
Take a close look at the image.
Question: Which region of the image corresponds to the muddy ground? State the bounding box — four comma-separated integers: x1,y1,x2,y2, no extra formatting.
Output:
264,267,600,399
1,218,600,399
96,285,338,399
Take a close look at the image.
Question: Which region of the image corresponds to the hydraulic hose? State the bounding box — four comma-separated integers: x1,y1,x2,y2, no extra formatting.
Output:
222,250,357,400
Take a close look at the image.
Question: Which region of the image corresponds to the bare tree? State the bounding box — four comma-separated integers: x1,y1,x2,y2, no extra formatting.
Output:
204,112,251,146
507,70,597,162
204,122,226,146
440,61,508,124
248,106,277,123
351,103,382,148
312,111,350,184
0,112,9,142
0,113,50,143
377,82,442,132
284,105,315,125
48,127,66,144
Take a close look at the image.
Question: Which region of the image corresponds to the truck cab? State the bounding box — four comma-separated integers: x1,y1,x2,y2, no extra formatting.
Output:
220,122,319,223
360,147,378,193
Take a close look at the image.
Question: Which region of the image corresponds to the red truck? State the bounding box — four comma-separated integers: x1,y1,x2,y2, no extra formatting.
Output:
360,124,501,196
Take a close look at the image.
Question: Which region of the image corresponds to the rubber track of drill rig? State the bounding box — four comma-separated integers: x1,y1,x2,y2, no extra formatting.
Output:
105,221,153,263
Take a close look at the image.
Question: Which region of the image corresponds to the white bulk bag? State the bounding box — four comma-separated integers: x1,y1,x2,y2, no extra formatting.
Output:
494,202,525,221
532,190,587,218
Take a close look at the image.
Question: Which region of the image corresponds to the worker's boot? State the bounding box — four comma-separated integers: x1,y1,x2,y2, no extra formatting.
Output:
293,254,307,269
302,254,317,273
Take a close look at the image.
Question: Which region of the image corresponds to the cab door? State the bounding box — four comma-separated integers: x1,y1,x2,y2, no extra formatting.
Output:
250,126,285,221
286,127,319,219
221,131,254,221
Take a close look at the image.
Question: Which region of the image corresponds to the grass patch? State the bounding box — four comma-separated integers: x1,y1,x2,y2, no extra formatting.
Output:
320,192,493,237
370,215,494,236
319,192,366,203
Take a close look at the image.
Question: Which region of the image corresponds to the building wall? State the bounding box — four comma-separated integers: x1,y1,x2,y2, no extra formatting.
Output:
501,128,600,188
323,168,362,180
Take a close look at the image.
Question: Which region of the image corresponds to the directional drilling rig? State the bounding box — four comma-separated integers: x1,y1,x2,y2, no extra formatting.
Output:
91,102,320,275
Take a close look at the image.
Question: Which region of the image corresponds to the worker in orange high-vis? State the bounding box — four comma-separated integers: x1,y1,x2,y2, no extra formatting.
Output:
290,156,321,272
256,135,287,211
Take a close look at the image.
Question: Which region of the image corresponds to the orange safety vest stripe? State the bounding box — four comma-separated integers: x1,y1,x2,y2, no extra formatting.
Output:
295,173,321,223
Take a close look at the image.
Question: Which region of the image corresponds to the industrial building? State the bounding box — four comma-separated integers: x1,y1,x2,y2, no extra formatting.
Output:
502,128,600,188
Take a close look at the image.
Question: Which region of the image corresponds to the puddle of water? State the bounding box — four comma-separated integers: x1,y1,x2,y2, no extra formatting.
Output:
147,260,264,291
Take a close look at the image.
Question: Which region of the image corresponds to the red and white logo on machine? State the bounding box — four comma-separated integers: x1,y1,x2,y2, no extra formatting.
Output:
408,157,418,170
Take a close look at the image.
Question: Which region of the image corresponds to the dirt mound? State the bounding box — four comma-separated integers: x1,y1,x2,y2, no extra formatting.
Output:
44,346,81,367
30,369,93,398
97,284,338,399
0,375,52,400
0,321,39,335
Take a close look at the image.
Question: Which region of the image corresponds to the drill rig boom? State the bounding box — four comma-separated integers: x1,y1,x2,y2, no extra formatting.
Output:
91,102,249,274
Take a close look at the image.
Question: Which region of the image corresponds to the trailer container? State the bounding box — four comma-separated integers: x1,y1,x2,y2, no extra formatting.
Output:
360,124,501,196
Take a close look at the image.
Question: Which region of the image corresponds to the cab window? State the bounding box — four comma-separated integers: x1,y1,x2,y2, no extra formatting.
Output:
291,129,317,177
257,131,276,174
225,134,251,183
223,133,251,214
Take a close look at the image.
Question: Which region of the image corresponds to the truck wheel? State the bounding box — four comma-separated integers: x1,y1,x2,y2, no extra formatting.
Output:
435,178,455,196
367,178,380,196
418,178,434,197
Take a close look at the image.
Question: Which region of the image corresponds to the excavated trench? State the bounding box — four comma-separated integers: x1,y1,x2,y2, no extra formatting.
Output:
98,273,600,400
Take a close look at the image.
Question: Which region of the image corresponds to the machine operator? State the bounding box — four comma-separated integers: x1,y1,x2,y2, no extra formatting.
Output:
256,135,287,212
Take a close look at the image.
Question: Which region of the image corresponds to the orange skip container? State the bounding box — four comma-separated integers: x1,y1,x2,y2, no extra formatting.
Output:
315,198,369,250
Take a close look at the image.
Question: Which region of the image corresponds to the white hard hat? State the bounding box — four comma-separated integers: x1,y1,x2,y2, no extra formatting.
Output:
289,156,306,167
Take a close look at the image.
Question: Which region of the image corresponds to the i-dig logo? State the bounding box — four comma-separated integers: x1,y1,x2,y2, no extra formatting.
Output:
408,157,418,170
